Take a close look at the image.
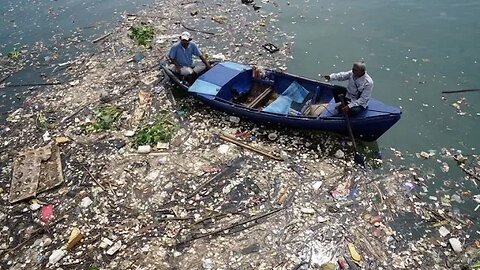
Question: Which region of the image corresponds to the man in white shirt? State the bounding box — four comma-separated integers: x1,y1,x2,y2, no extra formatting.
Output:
324,62,373,116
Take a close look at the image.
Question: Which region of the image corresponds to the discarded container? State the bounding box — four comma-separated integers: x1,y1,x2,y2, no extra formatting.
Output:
334,149,345,159
262,43,279,53
448,238,462,253
106,241,122,255
124,130,136,137
268,132,278,140
66,227,83,250
48,249,67,265
347,243,361,263
137,145,151,154
438,226,450,237
99,237,114,249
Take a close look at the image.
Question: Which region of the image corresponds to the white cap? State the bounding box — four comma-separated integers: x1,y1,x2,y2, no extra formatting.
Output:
180,31,191,41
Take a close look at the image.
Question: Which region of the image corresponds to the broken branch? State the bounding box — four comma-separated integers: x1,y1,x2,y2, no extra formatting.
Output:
81,164,107,191
0,74,10,84
4,82,62,88
186,157,244,199
459,164,480,182
177,207,284,245
181,22,215,35
0,216,66,256
92,32,112,43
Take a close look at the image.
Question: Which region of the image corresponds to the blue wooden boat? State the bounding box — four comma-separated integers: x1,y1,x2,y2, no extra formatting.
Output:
162,61,401,141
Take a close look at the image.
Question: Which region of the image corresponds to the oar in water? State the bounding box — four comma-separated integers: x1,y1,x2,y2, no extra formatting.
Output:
339,94,365,166
441,89,480,94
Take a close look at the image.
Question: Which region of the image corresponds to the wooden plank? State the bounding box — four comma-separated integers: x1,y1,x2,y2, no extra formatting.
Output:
247,86,272,108
219,133,284,161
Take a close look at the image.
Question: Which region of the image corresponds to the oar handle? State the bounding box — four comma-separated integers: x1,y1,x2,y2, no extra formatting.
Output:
338,94,358,151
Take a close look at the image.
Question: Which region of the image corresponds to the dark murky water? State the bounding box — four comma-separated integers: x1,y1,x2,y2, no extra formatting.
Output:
0,0,154,121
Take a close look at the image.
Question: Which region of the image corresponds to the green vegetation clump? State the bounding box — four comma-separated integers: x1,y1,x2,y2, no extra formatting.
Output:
129,24,155,47
86,105,122,132
7,48,21,59
133,114,175,146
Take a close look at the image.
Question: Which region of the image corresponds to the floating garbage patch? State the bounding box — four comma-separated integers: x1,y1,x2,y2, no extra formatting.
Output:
0,0,479,269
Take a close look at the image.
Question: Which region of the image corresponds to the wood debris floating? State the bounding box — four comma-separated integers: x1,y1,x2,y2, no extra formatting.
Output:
219,133,284,161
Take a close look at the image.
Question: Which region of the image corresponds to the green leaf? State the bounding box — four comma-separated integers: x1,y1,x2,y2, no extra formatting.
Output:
86,105,121,132
129,24,155,47
133,114,175,146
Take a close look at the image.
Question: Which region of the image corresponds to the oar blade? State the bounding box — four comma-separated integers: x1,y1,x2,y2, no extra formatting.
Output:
354,153,365,167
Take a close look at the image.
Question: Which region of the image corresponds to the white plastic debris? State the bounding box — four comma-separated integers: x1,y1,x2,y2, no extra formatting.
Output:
211,53,226,61
317,216,329,223
268,133,278,140
438,226,450,237
99,237,114,249
106,241,122,255
300,207,316,214
202,258,213,269
43,131,51,142
217,144,230,154
312,181,322,190
146,170,161,181
156,142,169,150
137,145,151,154
48,249,67,264
448,238,462,253
124,130,135,137
473,194,480,204
30,202,41,211
80,197,93,208
334,150,345,159
419,151,430,159
451,194,462,203
229,116,240,123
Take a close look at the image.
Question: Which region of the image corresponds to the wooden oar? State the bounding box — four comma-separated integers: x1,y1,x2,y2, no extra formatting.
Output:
339,95,365,166
441,89,480,94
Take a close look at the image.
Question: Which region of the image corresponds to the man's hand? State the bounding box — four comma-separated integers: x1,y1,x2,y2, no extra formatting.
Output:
341,105,350,114
206,63,211,70
175,65,181,73
323,75,331,81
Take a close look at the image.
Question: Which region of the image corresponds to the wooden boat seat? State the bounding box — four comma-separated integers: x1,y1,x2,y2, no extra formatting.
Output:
305,103,329,116
247,86,273,108
319,98,339,117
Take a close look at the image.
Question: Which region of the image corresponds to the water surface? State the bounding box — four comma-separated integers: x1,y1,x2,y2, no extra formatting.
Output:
270,0,480,228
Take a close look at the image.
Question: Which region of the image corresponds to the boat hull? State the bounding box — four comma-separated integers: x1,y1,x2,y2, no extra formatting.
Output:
193,94,400,141
161,61,401,142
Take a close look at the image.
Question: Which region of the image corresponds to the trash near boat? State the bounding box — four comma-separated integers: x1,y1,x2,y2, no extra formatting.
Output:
161,61,401,141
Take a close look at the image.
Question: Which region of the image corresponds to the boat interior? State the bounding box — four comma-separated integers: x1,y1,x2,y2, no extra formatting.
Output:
212,66,340,118
184,62,400,120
